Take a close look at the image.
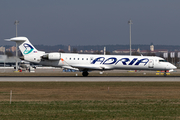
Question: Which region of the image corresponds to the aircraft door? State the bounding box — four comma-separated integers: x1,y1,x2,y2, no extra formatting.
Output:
148,59,154,68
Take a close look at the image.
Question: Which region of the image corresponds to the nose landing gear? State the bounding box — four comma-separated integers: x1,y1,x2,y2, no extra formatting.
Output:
164,70,167,77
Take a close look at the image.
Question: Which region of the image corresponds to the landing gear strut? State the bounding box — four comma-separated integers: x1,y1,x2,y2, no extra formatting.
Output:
82,71,89,77
164,70,167,77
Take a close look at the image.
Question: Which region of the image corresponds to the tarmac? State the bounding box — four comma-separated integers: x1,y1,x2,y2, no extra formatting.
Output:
0,67,180,82
0,76,180,82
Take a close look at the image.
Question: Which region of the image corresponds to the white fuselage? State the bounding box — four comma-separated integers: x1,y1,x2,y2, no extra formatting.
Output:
24,53,176,71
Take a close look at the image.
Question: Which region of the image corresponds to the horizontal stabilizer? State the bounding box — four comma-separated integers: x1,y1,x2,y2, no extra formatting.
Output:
5,37,28,42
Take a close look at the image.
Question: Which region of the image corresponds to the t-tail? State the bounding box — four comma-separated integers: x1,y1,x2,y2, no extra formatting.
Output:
5,37,45,62
5,37,38,55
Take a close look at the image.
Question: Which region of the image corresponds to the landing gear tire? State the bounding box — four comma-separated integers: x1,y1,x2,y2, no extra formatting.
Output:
164,70,167,77
82,71,89,77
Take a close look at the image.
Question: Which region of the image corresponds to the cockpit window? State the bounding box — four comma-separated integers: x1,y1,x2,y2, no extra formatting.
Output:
159,59,167,62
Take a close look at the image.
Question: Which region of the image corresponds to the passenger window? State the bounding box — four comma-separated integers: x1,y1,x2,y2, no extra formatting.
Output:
69,58,71,60
82,58,84,60
78,58,79,60
86,58,88,60
74,58,75,60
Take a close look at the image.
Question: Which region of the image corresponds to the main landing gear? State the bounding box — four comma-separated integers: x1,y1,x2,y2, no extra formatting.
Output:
82,71,89,77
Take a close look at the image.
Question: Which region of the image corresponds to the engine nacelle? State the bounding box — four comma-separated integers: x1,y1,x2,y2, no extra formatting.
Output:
42,53,61,60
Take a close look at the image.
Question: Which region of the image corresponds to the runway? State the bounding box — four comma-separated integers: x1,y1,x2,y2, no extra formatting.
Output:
0,76,180,82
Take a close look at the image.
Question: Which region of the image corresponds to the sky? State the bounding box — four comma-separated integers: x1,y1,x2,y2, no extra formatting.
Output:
0,0,180,46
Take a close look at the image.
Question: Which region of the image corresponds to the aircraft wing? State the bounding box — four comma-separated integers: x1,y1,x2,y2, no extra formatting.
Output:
71,64,113,71
62,66,79,70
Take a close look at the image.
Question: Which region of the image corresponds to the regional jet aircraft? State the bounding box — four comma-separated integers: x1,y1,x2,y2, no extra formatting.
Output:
6,37,176,76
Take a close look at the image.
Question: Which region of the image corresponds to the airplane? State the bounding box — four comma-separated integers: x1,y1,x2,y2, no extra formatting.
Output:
5,37,177,76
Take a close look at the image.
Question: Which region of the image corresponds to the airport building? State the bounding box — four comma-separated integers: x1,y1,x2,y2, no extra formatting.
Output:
6,46,16,52
0,46,5,53
112,43,168,55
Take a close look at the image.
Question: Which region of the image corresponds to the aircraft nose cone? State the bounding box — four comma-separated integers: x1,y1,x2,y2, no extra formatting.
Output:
173,65,177,69
171,64,177,69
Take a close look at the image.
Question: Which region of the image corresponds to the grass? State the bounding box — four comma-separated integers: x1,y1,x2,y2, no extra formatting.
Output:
1,100,180,119
1,82,180,119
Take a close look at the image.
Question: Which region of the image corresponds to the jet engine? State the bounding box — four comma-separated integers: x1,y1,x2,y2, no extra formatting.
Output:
41,53,61,60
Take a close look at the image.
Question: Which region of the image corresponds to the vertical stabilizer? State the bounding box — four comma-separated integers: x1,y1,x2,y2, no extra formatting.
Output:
5,37,38,56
